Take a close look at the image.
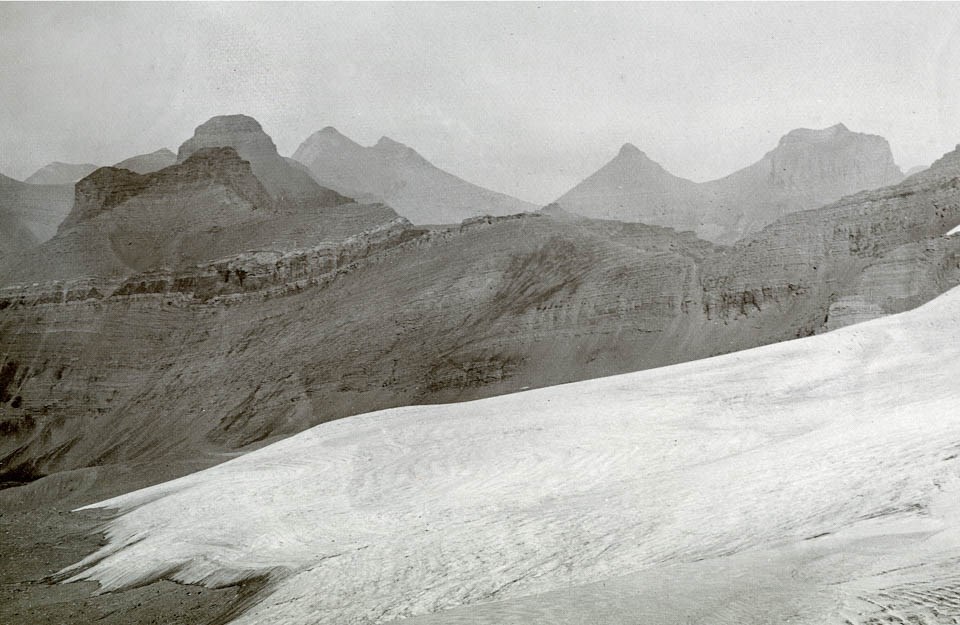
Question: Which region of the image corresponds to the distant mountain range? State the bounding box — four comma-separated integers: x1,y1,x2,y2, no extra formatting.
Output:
0,115,395,285
293,127,536,224
554,123,904,244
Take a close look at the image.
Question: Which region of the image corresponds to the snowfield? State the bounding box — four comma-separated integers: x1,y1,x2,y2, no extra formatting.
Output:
62,286,960,625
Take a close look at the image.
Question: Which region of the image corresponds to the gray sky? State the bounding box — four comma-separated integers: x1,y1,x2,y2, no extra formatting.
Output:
2,2,959,204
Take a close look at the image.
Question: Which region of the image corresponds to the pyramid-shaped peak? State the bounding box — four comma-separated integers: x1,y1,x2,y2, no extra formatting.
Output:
177,114,278,164
619,143,644,157
301,126,361,148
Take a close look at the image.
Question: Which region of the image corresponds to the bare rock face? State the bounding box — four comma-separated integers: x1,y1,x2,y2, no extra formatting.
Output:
24,162,99,185
0,134,958,490
554,124,905,244
1,129,958,520
293,126,536,224
701,144,960,332
60,147,273,232
113,148,177,174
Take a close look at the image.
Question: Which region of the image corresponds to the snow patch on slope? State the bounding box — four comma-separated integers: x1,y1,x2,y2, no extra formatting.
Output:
61,286,960,624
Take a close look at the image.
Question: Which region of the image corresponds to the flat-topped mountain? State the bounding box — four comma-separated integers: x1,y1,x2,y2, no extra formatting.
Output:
24,161,99,185
554,123,904,244
293,126,536,224
112,148,177,174
180,115,350,209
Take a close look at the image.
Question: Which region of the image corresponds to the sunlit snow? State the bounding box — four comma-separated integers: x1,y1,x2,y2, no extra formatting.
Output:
61,286,960,625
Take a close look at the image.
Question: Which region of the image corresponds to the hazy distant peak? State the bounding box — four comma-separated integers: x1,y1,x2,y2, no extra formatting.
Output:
177,114,279,164
778,123,859,146
374,136,411,151
373,136,430,166
618,142,644,157
25,161,99,185
113,148,177,174
303,126,363,150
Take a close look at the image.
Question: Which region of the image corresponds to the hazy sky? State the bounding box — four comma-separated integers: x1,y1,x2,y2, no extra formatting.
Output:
2,2,960,203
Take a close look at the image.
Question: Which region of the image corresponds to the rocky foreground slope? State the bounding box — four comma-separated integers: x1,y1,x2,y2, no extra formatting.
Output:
293,126,536,224
555,123,904,244
59,280,960,625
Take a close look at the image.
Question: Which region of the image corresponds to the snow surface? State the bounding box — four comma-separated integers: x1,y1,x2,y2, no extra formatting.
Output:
946,223,960,236
62,286,960,625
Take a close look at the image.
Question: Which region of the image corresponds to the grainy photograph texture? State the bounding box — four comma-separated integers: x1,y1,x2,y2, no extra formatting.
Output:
2,2,960,624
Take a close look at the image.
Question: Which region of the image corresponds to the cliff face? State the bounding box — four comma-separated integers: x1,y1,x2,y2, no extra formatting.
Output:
293,127,536,224
700,145,960,334
60,147,274,232
555,124,905,244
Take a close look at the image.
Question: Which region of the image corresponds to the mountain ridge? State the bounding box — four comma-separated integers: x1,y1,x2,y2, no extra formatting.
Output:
293,126,536,224
554,123,905,243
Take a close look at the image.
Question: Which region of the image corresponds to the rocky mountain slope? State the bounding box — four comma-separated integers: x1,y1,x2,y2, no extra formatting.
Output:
24,162,99,185
293,127,536,224
112,148,176,174
59,282,960,625
1,142,958,492
555,123,904,243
